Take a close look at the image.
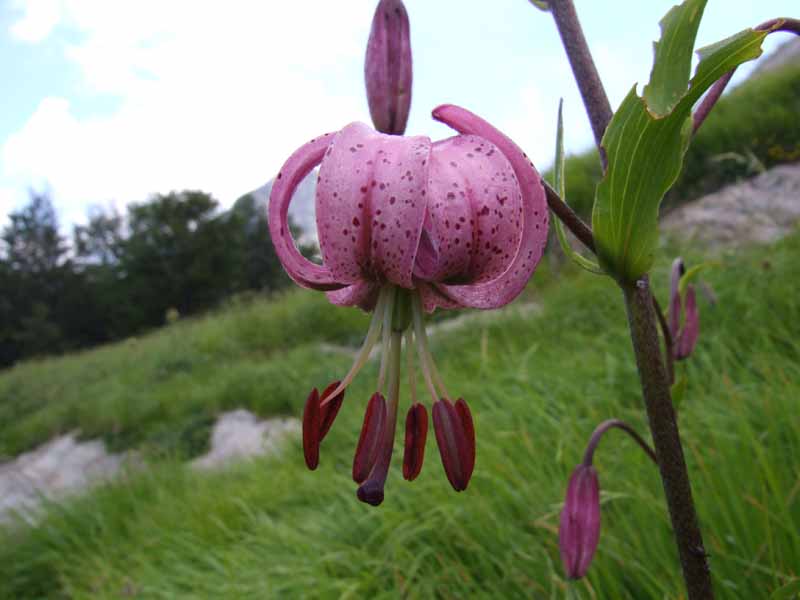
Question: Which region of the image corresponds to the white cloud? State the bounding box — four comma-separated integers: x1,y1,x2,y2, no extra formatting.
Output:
3,1,375,226
8,0,63,43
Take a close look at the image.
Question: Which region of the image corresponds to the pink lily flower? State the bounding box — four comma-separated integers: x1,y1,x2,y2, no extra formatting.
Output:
269,104,548,504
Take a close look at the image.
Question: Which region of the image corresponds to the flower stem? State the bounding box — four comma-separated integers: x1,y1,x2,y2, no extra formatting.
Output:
622,279,713,600
581,419,658,467
549,0,612,167
543,181,595,252
546,2,714,594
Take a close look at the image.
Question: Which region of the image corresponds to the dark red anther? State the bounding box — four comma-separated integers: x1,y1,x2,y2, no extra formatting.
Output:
319,380,345,441
454,398,475,481
402,402,428,481
432,398,476,492
302,388,322,470
353,393,387,483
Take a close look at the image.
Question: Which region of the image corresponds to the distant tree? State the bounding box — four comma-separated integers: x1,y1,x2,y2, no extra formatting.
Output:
2,192,66,274
120,191,241,325
73,206,125,266
0,193,71,364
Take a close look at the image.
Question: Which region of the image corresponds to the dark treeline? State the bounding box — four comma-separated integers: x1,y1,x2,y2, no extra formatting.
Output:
0,190,306,368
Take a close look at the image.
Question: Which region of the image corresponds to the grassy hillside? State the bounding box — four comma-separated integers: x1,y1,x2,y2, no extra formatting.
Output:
1,228,799,598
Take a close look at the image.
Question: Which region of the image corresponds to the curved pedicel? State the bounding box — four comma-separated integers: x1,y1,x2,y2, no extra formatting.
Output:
431,104,549,309
693,18,800,134
268,133,345,292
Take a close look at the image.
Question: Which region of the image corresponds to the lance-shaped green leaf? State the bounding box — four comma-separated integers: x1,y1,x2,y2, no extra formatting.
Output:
551,99,603,275
592,0,773,284
643,0,707,117
529,0,550,12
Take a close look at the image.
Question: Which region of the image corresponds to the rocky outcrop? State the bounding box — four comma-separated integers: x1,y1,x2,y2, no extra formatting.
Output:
662,163,800,248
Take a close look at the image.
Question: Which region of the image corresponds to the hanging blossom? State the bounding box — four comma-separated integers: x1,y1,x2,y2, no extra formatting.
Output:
268,104,548,505
559,420,658,579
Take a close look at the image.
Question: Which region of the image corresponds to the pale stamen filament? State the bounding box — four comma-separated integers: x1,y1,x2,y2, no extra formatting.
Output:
411,291,445,402
322,286,389,405
411,292,450,400
405,328,418,406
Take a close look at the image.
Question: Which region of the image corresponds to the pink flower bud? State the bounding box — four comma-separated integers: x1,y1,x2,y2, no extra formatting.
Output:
365,0,412,134
558,464,600,579
669,258,700,361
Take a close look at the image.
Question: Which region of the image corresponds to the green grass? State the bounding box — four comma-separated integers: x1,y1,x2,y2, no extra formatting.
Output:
1,229,799,598
0,289,367,459
545,61,800,218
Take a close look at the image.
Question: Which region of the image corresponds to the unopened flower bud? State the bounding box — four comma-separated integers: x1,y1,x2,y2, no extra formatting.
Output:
669,258,700,361
364,0,412,134
558,464,600,579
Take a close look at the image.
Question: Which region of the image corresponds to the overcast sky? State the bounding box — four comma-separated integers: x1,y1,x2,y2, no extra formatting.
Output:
0,0,796,229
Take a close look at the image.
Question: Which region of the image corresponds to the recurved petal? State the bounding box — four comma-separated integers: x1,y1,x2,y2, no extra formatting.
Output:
402,402,428,481
431,104,548,309
353,393,387,484
368,133,431,287
326,280,380,312
417,282,463,313
675,285,699,360
302,388,322,470
422,134,524,285
559,465,601,579
316,123,379,284
268,133,346,292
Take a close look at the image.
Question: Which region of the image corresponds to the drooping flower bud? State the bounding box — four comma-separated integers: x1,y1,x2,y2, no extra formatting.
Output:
364,0,412,135
558,464,601,580
402,402,428,481
669,258,700,361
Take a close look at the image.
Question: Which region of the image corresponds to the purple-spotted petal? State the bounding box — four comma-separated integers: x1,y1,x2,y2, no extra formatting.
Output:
417,282,463,312
326,280,380,312
316,123,379,284
368,133,431,287
268,133,346,292
317,124,431,289
422,134,523,285
431,104,548,309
